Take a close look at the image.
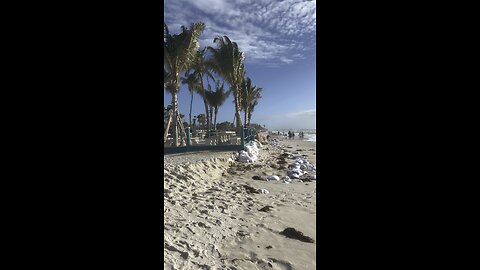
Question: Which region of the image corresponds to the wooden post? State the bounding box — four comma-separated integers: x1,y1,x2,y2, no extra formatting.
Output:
186,127,191,147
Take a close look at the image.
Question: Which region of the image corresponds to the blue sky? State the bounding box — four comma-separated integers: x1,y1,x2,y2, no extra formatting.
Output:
164,0,316,130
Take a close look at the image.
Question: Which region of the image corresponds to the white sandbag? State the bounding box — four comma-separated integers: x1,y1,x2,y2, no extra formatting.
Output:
257,188,269,194
238,152,254,163
267,175,280,181
290,173,300,179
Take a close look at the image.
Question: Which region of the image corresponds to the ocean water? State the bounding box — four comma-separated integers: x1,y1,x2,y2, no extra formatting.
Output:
271,129,316,142
304,133,316,142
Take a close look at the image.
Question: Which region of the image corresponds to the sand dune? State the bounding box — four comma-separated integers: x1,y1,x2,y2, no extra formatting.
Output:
164,137,317,270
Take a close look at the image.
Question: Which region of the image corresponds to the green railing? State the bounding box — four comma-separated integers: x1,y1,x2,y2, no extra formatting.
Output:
241,127,256,147
164,126,256,155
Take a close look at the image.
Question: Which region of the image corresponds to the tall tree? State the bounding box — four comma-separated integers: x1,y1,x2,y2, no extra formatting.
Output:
206,36,246,133
189,48,215,137
196,114,206,130
204,81,232,131
247,100,258,126
204,84,215,130
181,72,201,127
211,81,231,130
164,22,205,146
240,77,263,127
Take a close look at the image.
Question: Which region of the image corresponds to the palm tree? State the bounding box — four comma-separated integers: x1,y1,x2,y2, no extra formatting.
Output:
164,106,169,128
164,22,205,146
164,85,175,137
197,114,206,130
240,77,263,127
247,100,258,126
181,72,201,127
206,36,246,133
164,69,168,88
204,85,215,130
210,81,232,130
189,48,216,137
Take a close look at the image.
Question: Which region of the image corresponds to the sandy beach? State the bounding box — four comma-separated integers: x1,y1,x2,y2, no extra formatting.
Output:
164,135,317,270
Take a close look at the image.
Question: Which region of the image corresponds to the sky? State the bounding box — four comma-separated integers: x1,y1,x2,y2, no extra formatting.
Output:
164,0,316,130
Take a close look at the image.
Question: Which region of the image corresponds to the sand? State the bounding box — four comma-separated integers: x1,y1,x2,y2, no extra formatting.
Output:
164,136,317,270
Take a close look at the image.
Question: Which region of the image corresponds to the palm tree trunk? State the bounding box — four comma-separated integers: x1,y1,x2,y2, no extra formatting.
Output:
172,93,179,147
210,106,214,129
233,87,243,133
199,76,210,137
163,109,173,143
214,107,218,130
206,75,212,133
244,108,248,128
248,111,252,126
189,90,193,127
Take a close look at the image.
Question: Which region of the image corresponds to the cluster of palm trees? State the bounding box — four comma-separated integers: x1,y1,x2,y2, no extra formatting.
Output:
164,21,264,147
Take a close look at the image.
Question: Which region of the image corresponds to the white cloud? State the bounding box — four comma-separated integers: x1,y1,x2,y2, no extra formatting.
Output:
164,0,316,66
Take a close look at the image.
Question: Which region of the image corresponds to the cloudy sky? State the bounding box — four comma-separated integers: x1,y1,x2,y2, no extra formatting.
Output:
164,0,316,130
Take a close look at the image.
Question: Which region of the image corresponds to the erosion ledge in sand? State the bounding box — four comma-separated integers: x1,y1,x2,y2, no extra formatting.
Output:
164,136,317,270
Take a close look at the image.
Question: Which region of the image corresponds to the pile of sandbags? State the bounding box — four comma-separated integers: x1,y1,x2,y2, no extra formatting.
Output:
237,150,256,163
285,154,316,181
245,142,259,156
235,141,261,163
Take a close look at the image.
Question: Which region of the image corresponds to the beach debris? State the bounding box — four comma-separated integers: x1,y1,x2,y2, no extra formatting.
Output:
257,188,270,194
282,175,292,184
277,159,288,164
279,228,315,243
266,175,280,181
258,206,274,212
242,184,258,194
